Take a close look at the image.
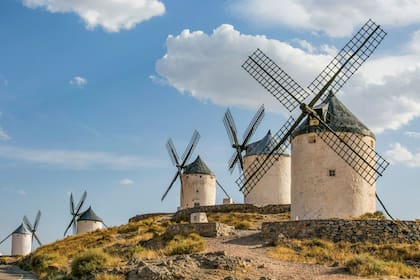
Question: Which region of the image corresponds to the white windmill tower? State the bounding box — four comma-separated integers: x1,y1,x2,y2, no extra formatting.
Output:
0,210,42,256
162,130,230,209
64,191,105,235
181,155,216,208
223,105,291,205
238,19,390,220
77,206,104,234
244,130,291,205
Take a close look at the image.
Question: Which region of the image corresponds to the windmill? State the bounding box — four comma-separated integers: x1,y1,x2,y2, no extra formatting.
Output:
238,19,390,219
0,211,42,256
223,104,265,174
162,130,231,208
161,130,201,204
23,210,42,248
64,190,87,236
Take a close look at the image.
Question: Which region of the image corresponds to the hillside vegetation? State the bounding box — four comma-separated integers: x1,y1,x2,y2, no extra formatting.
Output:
5,211,420,279
18,215,203,279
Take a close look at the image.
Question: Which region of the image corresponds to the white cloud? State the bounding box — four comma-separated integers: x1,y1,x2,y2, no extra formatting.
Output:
120,178,134,185
70,76,87,88
17,189,27,196
229,0,420,37
155,24,420,134
405,131,420,139
22,0,165,32
386,143,420,167
0,128,10,141
1,187,27,196
0,145,163,170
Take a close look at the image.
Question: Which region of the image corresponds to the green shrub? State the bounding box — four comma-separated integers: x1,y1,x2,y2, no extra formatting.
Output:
164,233,205,256
71,249,109,278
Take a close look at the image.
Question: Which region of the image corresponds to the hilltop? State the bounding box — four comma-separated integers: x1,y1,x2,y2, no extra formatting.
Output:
2,208,420,279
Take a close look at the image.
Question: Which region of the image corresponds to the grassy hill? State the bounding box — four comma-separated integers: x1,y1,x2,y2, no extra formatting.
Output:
1,211,420,279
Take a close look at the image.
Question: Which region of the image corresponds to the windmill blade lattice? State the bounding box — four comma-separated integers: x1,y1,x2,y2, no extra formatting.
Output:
236,116,295,194
181,130,200,164
242,104,265,145
314,118,389,185
307,19,386,104
238,19,388,193
166,138,181,167
24,210,42,246
0,233,12,246
242,49,310,112
64,191,87,236
161,130,201,201
223,104,265,173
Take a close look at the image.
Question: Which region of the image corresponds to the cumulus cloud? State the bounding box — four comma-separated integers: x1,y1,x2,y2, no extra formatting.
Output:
0,145,163,170
120,178,135,185
229,0,420,37
69,76,87,88
386,143,420,167
155,24,420,134
22,0,165,32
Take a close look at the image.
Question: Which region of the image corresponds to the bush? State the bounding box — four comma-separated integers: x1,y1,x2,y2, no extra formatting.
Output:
71,249,110,278
345,254,415,277
164,233,205,256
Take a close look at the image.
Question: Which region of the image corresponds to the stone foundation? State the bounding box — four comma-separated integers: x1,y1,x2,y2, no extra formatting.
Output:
261,220,420,244
172,204,290,222
166,222,234,237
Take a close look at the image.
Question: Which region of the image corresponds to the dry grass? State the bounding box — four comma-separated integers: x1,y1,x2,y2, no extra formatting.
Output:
164,233,205,256
18,215,172,280
207,212,264,229
270,238,420,277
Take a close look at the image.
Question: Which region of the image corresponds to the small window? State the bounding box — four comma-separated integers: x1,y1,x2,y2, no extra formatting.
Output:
329,169,336,177
196,190,199,193
370,140,374,148
308,135,316,143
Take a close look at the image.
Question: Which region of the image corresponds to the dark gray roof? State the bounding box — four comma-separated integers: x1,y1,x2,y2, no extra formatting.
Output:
246,130,290,156
78,206,103,222
13,223,31,235
291,95,375,139
184,156,214,175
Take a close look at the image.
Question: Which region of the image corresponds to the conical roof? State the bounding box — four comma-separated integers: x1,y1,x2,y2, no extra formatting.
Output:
183,156,214,175
246,130,290,156
13,223,31,235
291,95,375,139
78,206,103,222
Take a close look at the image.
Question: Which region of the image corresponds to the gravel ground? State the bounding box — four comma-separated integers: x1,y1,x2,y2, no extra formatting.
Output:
0,265,38,280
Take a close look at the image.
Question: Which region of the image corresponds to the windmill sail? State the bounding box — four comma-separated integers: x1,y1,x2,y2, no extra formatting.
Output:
239,19,388,194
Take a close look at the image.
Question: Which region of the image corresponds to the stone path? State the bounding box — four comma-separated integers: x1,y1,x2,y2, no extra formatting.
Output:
0,265,38,280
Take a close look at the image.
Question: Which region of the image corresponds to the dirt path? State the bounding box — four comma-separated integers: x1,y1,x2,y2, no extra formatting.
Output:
0,265,38,280
204,230,397,280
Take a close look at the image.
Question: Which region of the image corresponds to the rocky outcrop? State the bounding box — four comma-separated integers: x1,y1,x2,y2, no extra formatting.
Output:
127,251,249,280
166,222,235,238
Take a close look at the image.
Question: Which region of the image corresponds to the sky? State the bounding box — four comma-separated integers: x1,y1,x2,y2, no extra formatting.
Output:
1,0,420,254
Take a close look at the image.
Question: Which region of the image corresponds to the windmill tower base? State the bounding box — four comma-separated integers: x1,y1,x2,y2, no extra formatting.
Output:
11,233,32,256
77,220,103,234
180,174,216,209
291,132,376,220
243,154,291,206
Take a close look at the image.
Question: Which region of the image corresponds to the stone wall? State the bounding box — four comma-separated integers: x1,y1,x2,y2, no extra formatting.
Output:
172,204,290,222
261,220,420,244
166,222,234,237
129,213,171,223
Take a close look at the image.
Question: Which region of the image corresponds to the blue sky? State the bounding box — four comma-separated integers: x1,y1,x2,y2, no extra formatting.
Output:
1,0,420,254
